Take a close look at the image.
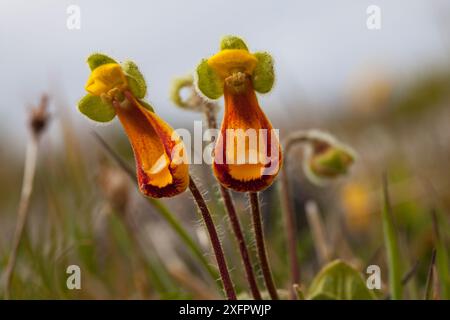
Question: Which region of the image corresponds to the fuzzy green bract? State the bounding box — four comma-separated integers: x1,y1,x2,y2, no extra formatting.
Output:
122,60,147,99
252,52,275,93
78,94,116,123
315,148,353,174
87,53,117,71
196,59,223,99
220,35,249,51
308,260,377,300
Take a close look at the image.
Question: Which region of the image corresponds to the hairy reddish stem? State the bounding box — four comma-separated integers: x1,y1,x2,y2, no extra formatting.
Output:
249,192,279,300
189,178,237,300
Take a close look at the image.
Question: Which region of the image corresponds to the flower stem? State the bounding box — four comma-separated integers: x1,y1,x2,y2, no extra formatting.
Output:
220,187,262,299
189,177,237,300
4,138,38,299
278,131,311,298
249,192,279,300
279,167,300,298
204,103,262,300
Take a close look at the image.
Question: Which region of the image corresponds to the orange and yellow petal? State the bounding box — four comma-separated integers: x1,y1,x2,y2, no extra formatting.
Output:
85,63,127,96
114,92,189,198
213,76,282,192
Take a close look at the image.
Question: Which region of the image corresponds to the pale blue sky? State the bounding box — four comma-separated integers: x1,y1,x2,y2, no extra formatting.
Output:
0,0,448,146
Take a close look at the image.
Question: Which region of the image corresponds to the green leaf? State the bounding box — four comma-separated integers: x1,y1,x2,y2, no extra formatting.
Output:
87,53,117,71
252,52,275,93
138,99,154,112
78,94,116,123
196,59,223,99
122,60,147,99
381,177,403,300
308,260,377,300
220,35,249,51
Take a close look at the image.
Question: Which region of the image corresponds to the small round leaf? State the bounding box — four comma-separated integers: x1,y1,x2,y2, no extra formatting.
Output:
78,94,116,123
252,52,275,93
196,59,223,99
308,260,377,300
122,60,147,99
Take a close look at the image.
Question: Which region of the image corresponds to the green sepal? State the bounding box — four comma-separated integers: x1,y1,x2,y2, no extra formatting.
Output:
87,53,117,71
78,94,116,123
220,35,249,51
252,52,275,93
196,59,223,99
122,60,147,99
308,260,377,300
138,99,154,112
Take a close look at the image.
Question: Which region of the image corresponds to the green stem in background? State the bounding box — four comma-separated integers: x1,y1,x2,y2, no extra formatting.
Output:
204,103,262,300
3,138,38,299
431,209,450,299
381,174,402,300
249,192,279,300
278,133,309,299
188,177,237,300
424,249,437,300
92,132,219,283
3,95,49,300
401,260,419,286
115,210,168,298
145,197,219,282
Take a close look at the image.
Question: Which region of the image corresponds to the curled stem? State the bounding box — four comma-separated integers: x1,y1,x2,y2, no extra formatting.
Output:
188,177,237,300
249,192,279,300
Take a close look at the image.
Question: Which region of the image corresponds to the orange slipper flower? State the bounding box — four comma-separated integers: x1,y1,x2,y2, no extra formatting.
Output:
196,36,281,192
78,53,189,198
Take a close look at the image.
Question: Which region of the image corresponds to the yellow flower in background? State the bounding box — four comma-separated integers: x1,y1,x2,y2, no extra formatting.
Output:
78,53,189,198
341,182,372,232
196,36,282,192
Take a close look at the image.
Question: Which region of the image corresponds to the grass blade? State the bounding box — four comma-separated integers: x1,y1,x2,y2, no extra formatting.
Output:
424,249,437,300
381,174,402,300
431,209,450,299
